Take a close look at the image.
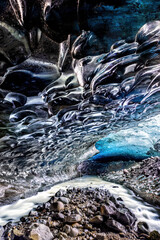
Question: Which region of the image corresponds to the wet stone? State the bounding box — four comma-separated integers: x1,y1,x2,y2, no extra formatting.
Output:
52,213,65,220
13,228,24,237
96,233,108,240
2,181,152,240
48,220,60,228
90,215,103,224
116,208,136,226
0,227,4,239
59,197,69,204
100,204,115,217
55,189,66,197
50,201,64,212
149,231,160,240
105,219,126,233
63,224,71,234
65,214,82,224
117,197,123,202
29,211,39,217
137,222,150,234
29,223,53,240
60,232,68,238
70,227,79,237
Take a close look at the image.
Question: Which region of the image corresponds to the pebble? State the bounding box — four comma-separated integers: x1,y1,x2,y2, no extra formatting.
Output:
52,212,65,220
63,224,71,234
90,215,103,224
50,201,64,212
59,197,69,204
70,227,79,237
29,223,53,240
13,228,23,237
96,233,108,240
65,214,82,223
100,204,115,216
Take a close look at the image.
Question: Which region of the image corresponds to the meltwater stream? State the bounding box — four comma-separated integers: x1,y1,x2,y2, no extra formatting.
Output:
0,18,160,236
0,176,159,232
1,20,160,199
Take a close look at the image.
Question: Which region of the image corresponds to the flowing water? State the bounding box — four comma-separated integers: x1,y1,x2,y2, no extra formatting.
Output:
0,176,159,232
0,19,160,232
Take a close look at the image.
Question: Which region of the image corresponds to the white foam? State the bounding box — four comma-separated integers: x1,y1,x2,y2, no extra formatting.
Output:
0,176,159,232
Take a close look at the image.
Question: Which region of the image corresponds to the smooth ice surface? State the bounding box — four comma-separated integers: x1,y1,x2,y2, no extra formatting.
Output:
93,114,160,161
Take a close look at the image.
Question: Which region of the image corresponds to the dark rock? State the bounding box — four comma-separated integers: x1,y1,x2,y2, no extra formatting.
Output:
103,157,160,207
149,231,160,240
65,214,82,223
49,220,61,228
59,232,68,238
116,208,136,226
119,232,125,237
90,215,103,224
52,213,65,221
117,197,123,202
96,233,108,240
137,222,150,234
100,204,115,217
3,187,140,239
55,189,66,197
105,219,126,233
29,211,39,217
50,201,64,212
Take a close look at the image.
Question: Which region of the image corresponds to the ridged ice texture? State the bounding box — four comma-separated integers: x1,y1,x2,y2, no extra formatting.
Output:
0,21,160,203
